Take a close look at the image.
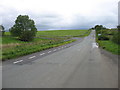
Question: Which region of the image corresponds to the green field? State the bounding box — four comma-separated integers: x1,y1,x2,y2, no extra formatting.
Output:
37,30,90,37
1,30,91,60
2,30,90,44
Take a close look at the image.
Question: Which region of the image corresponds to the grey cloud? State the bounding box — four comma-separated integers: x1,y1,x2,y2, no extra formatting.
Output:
70,13,117,29
0,1,118,31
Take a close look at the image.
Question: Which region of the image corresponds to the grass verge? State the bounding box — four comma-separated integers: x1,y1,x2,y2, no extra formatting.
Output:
2,39,76,61
98,40,120,55
1,29,91,60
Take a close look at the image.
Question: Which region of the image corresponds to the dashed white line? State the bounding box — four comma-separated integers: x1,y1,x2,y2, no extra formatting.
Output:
48,51,52,53
40,53,45,56
29,56,36,59
53,49,57,51
13,60,23,64
13,45,68,64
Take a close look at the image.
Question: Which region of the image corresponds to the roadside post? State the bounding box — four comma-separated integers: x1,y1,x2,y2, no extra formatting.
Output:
118,1,120,31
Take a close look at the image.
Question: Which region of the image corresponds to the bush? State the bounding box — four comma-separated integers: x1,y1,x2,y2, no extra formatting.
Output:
98,35,109,40
111,32,120,45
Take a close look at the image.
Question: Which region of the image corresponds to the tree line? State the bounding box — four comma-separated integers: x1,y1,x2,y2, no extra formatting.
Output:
92,25,120,45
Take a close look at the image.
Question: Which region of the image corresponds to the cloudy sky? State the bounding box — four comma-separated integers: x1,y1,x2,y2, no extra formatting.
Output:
0,0,119,30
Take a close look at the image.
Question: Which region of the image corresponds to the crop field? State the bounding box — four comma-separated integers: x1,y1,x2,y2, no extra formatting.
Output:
1,30,91,60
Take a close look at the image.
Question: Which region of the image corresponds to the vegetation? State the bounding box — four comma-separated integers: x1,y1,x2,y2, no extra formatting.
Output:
94,25,119,55
98,34,109,40
2,39,75,60
1,30,90,60
36,30,90,37
9,15,37,41
98,40,120,55
117,25,120,31
111,31,120,45
0,25,5,36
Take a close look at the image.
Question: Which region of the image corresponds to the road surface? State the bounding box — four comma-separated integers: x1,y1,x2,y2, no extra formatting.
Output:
2,30,118,88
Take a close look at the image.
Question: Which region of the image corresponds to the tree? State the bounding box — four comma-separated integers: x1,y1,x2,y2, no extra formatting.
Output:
117,25,120,31
10,15,37,41
0,25,5,36
94,25,105,30
94,25,107,35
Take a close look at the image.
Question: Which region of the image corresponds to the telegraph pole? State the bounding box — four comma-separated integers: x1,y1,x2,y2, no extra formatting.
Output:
118,1,120,31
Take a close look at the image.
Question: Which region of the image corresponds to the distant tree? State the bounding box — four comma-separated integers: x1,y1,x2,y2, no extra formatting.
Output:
117,25,120,31
94,25,105,30
0,25,5,36
94,25,107,34
94,25,100,30
10,15,37,41
89,27,94,30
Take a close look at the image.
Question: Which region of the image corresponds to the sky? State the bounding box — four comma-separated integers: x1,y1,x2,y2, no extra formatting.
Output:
0,0,119,30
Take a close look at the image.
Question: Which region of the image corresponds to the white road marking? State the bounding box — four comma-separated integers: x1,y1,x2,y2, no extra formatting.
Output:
53,49,57,51
13,60,23,64
29,56,36,59
92,43,98,49
48,51,51,53
40,53,45,56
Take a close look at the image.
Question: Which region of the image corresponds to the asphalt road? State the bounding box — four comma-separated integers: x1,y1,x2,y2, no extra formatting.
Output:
2,30,118,88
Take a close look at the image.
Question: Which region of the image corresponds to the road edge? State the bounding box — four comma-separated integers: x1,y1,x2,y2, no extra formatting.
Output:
99,47,119,64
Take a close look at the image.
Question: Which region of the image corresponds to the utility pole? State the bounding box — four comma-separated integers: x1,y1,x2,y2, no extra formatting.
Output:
118,1,120,31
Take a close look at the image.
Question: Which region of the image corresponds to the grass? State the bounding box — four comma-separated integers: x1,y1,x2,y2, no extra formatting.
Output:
2,30,90,44
98,40,120,55
2,39,76,60
1,30,91,60
96,29,119,55
1,36,49,44
36,30,90,37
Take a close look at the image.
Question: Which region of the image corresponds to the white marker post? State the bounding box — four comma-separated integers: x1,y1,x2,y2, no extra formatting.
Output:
92,43,98,49
118,1,120,32
118,1,120,26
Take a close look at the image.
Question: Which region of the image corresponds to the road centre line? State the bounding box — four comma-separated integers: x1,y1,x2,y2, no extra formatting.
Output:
29,56,36,59
48,51,52,53
40,53,45,55
13,60,23,64
14,45,68,64
53,49,57,51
